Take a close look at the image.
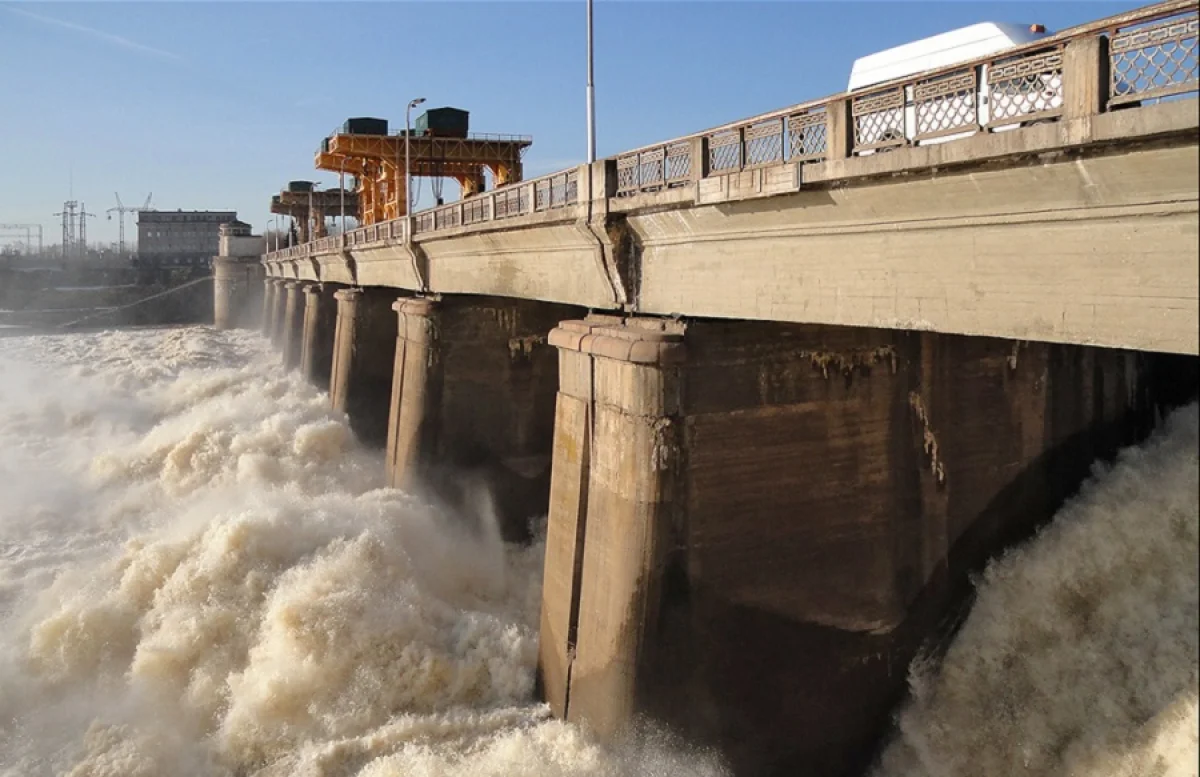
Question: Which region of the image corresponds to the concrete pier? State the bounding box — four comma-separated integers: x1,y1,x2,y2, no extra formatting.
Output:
212,258,263,330
538,315,1151,777
280,282,305,370
300,284,338,391
329,287,401,447
212,221,266,330
261,278,278,336
385,295,583,541
267,279,288,346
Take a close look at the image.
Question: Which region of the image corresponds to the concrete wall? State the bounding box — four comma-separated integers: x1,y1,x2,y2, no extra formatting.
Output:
629,140,1198,356
539,315,1155,777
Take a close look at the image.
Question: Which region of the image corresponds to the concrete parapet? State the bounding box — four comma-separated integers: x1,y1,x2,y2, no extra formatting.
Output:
280,282,305,370
329,287,402,447
212,256,264,330
300,284,338,391
385,294,585,541
539,314,1154,776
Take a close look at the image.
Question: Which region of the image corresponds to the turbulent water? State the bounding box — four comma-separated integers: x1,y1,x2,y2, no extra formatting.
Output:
0,325,1196,777
0,327,725,777
876,403,1199,777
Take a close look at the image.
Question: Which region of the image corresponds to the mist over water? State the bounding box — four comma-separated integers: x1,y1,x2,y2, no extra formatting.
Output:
0,325,1196,777
0,327,726,777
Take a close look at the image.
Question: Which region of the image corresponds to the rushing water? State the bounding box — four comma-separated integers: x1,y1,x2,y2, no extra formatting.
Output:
0,327,725,777
0,325,1195,777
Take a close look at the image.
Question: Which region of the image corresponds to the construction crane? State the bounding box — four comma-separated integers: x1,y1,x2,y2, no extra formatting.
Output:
0,223,43,256
314,111,532,226
107,192,153,257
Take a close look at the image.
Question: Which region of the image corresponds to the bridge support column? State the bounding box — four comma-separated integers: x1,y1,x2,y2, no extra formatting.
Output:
212,257,262,330
539,315,1150,776
300,284,338,391
280,281,305,370
330,288,401,447
261,278,279,336
268,279,288,347
385,295,581,542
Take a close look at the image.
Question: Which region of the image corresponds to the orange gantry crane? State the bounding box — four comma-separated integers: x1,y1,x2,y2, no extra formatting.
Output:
270,182,359,242
314,110,532,226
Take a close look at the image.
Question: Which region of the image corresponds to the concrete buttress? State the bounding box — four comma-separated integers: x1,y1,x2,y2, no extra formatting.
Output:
268,279,288,347
280,282,305,370
385,295,585,542
329,287,401,447
539,314,1153,777
261,278,279,337
300,284,338,391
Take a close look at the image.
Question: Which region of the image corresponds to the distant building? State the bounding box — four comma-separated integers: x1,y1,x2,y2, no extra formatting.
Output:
137,210,237,267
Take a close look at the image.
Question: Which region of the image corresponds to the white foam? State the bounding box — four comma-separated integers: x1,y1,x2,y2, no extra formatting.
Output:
0,326,726,777
875,404,1199,777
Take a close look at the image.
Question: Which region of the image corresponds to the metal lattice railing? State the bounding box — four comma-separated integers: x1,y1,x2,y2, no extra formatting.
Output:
1109,10,1199,105
615,142,693,195
853,88,907,150
914,70,980,139
708,130,743,172
744,119,785,167
987,48,1065,125
787,110,827,162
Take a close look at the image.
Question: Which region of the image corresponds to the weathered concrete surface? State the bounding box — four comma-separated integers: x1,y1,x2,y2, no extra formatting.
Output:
539,314,1157,777
280,282,305,370
300,284,338,391
261,278,279,337
329,287,401,447
213,257,263,330
264,101,1198,356
630,140,1199,356
268,279,288,346
386,295,585,541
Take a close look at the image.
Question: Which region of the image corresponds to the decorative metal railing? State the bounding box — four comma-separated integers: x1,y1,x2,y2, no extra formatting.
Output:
265,1,1196,263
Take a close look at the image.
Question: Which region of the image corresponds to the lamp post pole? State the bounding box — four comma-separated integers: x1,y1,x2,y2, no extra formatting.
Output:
587,0,596,163
405,97,426,244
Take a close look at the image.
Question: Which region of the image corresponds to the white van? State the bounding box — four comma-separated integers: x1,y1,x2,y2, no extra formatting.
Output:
847,22,1060,151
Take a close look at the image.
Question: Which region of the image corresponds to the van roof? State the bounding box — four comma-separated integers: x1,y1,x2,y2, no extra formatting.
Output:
848,22,1052,92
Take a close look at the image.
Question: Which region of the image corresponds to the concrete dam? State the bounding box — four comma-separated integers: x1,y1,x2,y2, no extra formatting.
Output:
8,1,1187,774
226,3,1200,773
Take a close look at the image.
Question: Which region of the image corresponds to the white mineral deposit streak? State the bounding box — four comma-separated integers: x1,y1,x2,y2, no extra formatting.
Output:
0,326,726,777
875,403,1200,777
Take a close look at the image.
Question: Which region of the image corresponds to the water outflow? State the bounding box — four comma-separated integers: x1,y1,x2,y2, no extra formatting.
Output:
875,403,1199,777
0,327,726,777
0,326,1195,777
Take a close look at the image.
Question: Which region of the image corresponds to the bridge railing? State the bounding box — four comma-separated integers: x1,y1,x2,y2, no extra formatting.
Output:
612,0,1196,194
412,166,581,236
265,0,1195,264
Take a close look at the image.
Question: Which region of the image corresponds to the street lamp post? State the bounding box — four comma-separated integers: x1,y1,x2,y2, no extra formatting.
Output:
587,0,596,163
405,96,426,243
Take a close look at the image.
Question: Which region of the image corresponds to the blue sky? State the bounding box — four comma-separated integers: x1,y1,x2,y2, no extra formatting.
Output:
1,1,1139,245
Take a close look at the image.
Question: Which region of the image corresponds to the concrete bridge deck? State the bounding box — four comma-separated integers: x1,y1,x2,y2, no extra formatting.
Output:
263,0,1199,356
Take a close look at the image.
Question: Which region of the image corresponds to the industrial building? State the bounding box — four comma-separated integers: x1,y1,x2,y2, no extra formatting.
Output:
137,209,237,267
